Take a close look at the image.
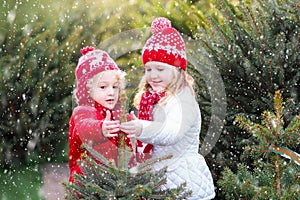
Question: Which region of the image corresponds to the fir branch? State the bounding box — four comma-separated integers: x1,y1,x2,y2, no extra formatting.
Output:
83,144,117,168
151,167,168,190
282,115,300,146
243,2,272,55
128,164,152,179
149,181,191,200
229,168,240,199
126,168,156,187
215,0,236,35
71,174,95,198
255,7,268,48
244,146,271,156
80,156,117,189
196,31,222,64
261,111,282,140
206,16,235,56
86,184,109,199
235,115,275,144
229,90,300,199
63,182,82,200
246,4,264,53
64,148,191,199
135,154,173,170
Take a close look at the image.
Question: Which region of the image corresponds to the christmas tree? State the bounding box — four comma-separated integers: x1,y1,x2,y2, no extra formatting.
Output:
0,20,82,167
63,91,192,199
194,1,300,196
218,90,300,199
63,145,192,199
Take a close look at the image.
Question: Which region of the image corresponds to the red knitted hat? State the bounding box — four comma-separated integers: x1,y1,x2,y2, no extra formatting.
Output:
142,17,187,70
75,46,120,106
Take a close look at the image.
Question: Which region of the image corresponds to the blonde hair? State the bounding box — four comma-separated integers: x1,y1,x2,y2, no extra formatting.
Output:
87,70,126,95
133,67,194,108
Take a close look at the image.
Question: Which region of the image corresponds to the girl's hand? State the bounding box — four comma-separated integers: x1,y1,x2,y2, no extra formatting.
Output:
126,110,137,121
120,111,142,137
102,110,120,137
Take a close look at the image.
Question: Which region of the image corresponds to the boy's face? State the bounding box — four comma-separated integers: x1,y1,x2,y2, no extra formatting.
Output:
145,61,175,92
89,70,120,109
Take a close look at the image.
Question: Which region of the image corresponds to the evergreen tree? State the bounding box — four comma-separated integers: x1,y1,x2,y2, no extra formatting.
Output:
63,145,192,200
127,3,300,199
195,0,300,197
218,90,300,199
0,0,151,168
63,93,191,199
0,20,82,167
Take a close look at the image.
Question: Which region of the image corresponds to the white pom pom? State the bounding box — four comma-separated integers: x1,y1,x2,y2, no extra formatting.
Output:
151,17,172,35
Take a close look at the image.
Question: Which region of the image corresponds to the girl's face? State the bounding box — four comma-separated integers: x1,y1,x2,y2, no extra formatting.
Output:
89,70,120,109
145,61,175,92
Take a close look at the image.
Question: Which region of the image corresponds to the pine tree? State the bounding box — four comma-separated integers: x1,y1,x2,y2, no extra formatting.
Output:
63,145,192,200
218,90,300,199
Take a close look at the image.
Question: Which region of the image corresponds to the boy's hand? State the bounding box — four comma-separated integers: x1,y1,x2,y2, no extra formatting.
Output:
120,111,142,138
102,110,120,137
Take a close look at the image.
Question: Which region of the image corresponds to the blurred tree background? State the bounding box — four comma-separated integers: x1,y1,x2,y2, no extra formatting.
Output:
0,0,299,199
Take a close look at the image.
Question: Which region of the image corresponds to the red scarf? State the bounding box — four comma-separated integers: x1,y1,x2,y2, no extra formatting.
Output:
137,91,165,153
138,91,166,120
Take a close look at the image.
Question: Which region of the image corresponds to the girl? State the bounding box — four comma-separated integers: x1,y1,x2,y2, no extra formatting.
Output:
120,17,215,199
68,46,131,183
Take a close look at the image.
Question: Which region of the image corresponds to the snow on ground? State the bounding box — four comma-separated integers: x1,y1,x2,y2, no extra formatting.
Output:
40,163,69,200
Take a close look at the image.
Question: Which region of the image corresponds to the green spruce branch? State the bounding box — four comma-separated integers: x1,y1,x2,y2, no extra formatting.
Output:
63,144,191,199
219,90,300,199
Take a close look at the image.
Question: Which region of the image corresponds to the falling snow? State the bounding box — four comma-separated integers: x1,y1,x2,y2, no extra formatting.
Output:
1,0,299,199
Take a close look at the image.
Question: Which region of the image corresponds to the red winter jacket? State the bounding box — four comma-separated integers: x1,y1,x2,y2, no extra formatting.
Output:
68,103,126,183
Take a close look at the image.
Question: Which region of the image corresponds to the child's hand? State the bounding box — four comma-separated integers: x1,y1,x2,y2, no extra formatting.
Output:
120,111,142,138
126,111,136,121
102,110,120,137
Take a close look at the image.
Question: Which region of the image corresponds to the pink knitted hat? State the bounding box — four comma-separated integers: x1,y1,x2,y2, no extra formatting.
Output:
75,46,119,106
142,17,187,70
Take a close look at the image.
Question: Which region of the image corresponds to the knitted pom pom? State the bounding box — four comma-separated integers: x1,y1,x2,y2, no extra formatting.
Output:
80,46,95,55
151,17,172,35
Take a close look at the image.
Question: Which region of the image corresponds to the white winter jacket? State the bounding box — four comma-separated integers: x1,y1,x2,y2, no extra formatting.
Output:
137,87,215,200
